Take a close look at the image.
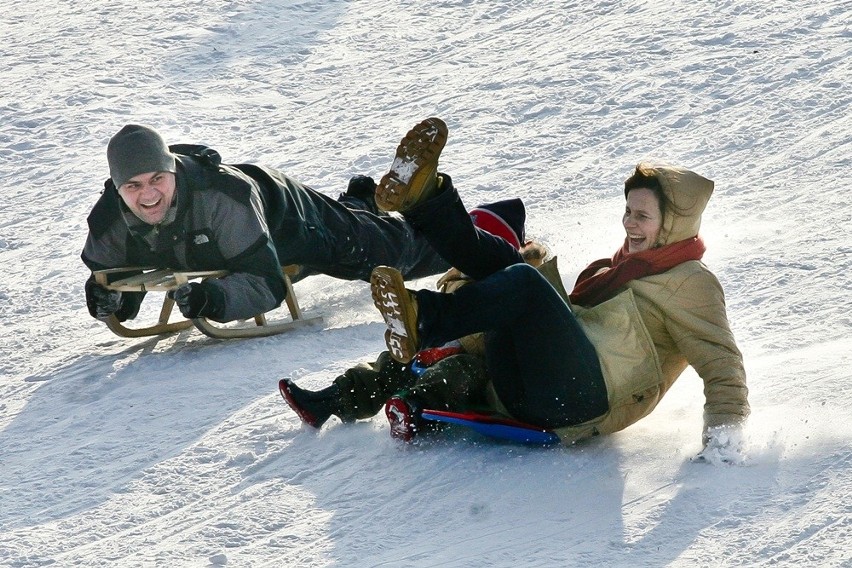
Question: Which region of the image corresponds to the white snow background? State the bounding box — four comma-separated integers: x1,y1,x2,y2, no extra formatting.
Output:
1,0,851,566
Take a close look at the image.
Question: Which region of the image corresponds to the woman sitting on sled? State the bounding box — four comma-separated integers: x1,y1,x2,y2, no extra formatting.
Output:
282,117,749,455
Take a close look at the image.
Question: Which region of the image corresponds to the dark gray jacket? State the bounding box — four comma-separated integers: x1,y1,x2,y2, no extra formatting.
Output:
82,144,448,322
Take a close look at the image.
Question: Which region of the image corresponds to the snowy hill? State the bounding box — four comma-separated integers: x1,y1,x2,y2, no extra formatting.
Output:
1,0,851,566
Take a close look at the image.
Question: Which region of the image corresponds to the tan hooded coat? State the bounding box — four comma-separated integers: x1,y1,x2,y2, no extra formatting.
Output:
444,163,750,444
554,163,749,443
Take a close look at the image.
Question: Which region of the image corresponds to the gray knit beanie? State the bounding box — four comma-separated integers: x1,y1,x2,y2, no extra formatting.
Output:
107,124,176,188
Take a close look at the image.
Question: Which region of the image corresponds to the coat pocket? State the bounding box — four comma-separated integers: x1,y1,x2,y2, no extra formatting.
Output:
573,288,663,409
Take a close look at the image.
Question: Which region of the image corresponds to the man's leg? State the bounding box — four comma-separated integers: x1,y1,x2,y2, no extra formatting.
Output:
339,175,525,282
299,117,519,282
271,119,452,282
337,175,383,216
315,118,452,281
289,201,451,282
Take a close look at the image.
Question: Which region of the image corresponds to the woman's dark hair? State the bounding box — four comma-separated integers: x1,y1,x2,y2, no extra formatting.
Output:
623,165,668,216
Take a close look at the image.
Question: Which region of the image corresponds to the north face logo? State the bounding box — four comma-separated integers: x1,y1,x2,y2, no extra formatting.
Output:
194,234,210,245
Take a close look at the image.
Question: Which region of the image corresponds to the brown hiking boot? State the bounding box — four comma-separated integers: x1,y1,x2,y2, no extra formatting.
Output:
375,117,448,212
370,266,420,363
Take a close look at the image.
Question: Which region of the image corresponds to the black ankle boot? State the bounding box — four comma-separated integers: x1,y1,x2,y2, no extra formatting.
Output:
279,379,343,428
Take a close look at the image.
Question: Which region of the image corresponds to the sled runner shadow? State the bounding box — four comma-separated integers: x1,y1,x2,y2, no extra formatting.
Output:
94,265,323,339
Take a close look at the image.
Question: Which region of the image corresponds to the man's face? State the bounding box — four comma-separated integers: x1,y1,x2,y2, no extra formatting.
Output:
117,171,176,225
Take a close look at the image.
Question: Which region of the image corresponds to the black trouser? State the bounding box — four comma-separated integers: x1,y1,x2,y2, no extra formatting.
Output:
275,183,450,283
404,179,609,429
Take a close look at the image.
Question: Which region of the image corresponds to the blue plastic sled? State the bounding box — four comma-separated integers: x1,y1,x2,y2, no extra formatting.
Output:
421,409,561,445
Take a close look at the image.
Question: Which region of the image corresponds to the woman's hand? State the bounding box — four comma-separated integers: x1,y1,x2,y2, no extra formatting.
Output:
693,423,747,465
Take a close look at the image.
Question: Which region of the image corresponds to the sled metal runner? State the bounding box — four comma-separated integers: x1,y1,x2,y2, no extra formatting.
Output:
93,266,322,339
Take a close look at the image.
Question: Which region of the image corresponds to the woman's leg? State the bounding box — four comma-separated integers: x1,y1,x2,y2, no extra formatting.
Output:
417,263,609,429
371,116,522,279
403,177,525,280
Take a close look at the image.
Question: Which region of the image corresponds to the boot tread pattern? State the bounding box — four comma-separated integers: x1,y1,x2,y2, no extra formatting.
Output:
370,266,418,363
375,117,448,212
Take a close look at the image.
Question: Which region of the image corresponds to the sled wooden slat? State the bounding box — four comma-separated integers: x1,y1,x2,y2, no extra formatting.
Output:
93,266,322,339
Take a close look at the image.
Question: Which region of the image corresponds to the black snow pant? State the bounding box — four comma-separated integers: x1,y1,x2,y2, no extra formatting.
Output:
403,177,609,429
261,174,451,283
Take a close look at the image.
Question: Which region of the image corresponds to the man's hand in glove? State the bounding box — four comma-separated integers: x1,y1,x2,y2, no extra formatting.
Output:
85,280,123,320
170,282,212,319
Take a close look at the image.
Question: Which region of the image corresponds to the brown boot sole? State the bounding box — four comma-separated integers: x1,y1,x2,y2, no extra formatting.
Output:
375,117,448,212
370,266,419,362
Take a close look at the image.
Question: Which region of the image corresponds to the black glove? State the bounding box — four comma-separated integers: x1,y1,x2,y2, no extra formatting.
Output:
85,279,123,320
339,175,380,215
346,175,377,200
169,282,213,319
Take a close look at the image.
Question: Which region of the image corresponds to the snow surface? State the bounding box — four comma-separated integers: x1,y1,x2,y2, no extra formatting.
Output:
1,0,851,566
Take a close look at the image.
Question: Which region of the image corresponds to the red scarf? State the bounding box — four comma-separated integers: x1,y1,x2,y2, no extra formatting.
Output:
568,236,706,307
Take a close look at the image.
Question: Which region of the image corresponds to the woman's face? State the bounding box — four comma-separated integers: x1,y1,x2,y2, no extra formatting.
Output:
623,188,663,253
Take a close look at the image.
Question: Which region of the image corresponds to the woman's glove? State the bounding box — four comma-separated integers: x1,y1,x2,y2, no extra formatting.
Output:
694,423,747,465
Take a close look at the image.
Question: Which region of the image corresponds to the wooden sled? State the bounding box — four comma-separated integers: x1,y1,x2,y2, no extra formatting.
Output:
94,265,322,339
